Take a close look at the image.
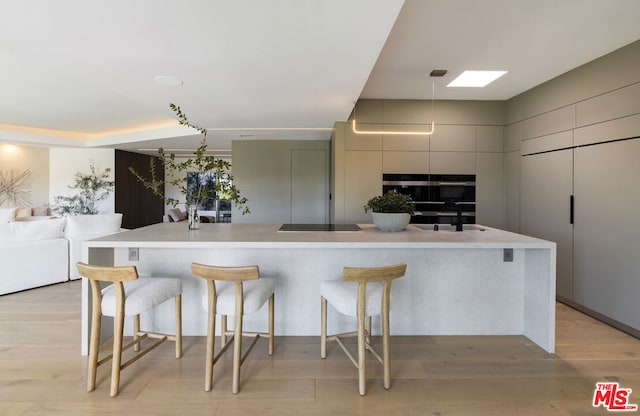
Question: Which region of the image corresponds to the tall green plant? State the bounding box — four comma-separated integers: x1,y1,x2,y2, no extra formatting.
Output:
53,162,114,215
129,104,250,214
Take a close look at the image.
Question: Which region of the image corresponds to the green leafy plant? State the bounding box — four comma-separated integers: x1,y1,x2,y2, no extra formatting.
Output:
129,103,249,215
363,190,415,215
53,162,115,216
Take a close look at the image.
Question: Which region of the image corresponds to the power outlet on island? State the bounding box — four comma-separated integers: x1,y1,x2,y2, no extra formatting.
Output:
503,248,514,262
128,247,139,261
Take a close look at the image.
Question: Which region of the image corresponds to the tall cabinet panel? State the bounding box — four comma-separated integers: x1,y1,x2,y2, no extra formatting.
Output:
291,149,328,223
476,152,505,229
520,150,574,299
573,138,640,330
344,151,382,223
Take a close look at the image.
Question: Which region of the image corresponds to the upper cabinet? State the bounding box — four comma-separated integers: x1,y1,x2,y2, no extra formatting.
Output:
429,152,475,174
345,123,382,150
430,125,476,152
333,100,507,224
477,126,504,153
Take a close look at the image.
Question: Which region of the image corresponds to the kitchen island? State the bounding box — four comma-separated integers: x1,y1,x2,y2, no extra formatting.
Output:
81,223,556,355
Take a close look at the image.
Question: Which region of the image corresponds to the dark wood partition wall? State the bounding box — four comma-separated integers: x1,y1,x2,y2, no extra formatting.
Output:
115,150,165,229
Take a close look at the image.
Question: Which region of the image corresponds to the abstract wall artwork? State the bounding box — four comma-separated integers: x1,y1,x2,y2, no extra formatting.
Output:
0,169,32,206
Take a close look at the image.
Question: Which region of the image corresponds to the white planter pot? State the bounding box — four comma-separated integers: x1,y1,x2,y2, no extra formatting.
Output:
371,212,411,232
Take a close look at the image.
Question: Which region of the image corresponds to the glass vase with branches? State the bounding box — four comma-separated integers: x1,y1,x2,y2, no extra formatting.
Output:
129,104,249,226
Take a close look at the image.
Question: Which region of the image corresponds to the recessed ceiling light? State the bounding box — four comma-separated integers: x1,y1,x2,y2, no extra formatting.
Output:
153,75,183,86
447,71,507,87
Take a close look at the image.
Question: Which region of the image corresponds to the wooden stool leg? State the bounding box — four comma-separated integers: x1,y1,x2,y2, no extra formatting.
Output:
221,315,227,346
232,311,243,394
87,299,101,392
110,308,125,397
268,293,274,356
357,285,366,396
133,314,141,352
382,305,391,389
175,294,182,359
205,293,216,392
320,296,327,359
357,307,366,396
366,316,372,346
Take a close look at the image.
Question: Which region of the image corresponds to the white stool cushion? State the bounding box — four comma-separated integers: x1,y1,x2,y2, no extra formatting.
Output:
201,278,275,315
101,277,182,317
321,280,388,317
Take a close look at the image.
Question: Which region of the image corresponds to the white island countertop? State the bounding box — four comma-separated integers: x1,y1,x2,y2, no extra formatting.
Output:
82,222,556,355
87,222,554,249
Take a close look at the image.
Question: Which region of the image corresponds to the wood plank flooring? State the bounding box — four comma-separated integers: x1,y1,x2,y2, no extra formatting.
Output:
1,280,639,415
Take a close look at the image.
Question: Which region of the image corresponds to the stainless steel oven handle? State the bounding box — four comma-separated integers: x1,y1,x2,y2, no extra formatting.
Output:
416,212,477,217
433,181,476,186
382,180,430,186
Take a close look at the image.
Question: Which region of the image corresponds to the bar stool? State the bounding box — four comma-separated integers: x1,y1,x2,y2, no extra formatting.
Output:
191,263,275,393
320,263,406,396
76,262,182,397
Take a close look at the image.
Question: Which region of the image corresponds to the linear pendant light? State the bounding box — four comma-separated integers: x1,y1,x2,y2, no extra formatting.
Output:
351,119,434,135
351,70,445,136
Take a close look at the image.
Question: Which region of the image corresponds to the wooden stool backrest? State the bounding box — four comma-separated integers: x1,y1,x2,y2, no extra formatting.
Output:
191,263,260,318
76,262,139,283
191,263,259,282
76,262,140,327
342,263,407,319
342,263,406,284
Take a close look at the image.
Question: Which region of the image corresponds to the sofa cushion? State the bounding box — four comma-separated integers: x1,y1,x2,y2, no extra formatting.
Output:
168,208,185,222
64,214,123,238
66,214,123,281
32,206,50,216
0,218,66,243
15,207,32,218
0,239,69,295
0,208,15,223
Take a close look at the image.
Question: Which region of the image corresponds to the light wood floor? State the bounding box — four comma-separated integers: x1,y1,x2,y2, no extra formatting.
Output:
1,281,640,415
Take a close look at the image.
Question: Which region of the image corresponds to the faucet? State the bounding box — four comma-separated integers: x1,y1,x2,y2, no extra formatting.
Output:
444,199,463,232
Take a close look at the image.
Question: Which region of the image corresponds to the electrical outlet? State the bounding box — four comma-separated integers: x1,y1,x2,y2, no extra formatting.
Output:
128,247,139,261
503,248,513,262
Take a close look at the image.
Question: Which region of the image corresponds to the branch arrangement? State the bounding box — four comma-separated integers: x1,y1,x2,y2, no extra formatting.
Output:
129,104,249,215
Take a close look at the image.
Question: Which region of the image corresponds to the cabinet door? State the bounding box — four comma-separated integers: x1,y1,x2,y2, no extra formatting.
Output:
291,149,328,223
429,152,475,174
344,151,382,223
475,153,504,228
382,151,429,174
573,138,640,330
520,149,573,299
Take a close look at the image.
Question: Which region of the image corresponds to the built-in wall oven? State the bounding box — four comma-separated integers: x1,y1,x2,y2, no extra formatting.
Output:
382,173,476,224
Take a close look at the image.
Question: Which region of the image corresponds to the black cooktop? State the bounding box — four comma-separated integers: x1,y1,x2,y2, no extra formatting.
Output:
278,223,361,232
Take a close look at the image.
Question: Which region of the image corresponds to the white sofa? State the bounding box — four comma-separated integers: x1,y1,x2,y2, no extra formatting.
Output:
0,213,123,295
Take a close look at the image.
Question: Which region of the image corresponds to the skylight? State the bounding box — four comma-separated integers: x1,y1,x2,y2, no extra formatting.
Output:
447,71,507,87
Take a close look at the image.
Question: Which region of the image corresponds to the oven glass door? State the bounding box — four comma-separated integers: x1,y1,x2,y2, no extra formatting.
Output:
382,174,476,224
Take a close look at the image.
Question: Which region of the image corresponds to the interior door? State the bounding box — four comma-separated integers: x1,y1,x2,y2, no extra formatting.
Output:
573,138,640,330
520,149,574,300
291,149,328,224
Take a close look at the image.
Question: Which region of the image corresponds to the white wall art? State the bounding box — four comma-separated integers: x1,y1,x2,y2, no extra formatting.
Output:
0,169,32,207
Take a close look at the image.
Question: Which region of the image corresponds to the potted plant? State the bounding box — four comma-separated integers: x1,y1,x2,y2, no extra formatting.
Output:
129,103,249,229
363,190,415,231
52,162,114,216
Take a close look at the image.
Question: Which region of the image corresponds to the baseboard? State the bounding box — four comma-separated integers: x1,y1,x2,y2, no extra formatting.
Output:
557,296,640,340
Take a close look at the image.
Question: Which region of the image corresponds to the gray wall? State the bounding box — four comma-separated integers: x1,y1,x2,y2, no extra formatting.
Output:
231,140,330,224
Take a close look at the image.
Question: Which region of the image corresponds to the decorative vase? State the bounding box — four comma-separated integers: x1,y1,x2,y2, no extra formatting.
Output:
372,212,411,232
188,205,200,230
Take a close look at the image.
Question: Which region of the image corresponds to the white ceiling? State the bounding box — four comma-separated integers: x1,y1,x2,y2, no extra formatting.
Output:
2,0,640,153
